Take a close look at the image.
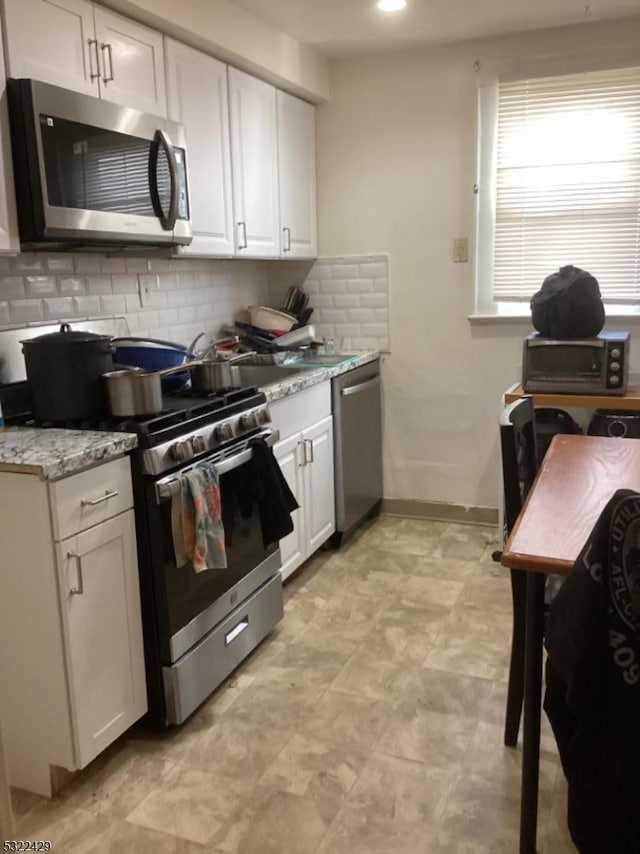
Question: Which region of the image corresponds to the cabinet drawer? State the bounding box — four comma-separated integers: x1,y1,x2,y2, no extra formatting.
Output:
269,381,331,441
49,457,134,541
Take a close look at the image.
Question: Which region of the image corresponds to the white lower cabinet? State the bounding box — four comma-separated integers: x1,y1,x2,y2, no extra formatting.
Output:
273,432,306,579
57,510,146,768
0,457,147,796
271,383,335,581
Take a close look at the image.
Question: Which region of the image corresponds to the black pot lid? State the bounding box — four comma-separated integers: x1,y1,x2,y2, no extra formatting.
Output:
22,323,112,345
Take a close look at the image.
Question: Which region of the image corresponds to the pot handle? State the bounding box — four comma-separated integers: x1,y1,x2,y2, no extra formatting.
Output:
155,360,207,378
60,322,72,333
226,350,257,365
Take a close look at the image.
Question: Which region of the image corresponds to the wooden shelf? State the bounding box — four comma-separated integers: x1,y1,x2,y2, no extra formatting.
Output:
505,384,640,410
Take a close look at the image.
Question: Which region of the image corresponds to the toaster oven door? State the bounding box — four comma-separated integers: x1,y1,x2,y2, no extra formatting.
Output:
523,339,607,393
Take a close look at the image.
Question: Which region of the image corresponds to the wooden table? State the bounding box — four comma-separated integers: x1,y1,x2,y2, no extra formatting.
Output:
504,383,640,411
501,434,640,854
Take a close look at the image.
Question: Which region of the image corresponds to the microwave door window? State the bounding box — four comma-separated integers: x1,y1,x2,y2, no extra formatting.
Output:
532,346,602,377
39,114,158,216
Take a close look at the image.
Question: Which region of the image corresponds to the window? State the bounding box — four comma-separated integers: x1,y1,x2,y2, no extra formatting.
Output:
475,66,640,315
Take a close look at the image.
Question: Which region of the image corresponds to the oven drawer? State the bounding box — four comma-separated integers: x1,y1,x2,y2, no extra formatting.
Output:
49,457,134,541
162,572,284,724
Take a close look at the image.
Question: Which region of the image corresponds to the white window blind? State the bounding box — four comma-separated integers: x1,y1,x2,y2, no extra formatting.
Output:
493,66,640,303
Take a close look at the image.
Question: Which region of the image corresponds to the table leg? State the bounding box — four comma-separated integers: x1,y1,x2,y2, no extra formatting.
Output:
520,571,545,854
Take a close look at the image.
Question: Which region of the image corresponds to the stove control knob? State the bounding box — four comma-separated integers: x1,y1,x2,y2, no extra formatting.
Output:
192,435,207,453
214,422,233,442
257,407,270,425
611,348,621,359
609,375,620,386
171,439,193,461
240,412,258,430
610,361,621,372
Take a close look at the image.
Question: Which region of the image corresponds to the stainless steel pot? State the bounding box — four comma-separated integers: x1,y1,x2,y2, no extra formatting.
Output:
191,351,256,393
103,363,204,417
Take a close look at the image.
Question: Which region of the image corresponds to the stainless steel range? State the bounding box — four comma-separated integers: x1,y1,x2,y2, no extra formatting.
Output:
124,387,284,726
0,322,284,728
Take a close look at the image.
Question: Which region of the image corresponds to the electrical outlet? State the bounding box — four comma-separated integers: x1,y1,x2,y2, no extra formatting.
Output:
138,273,159,308
453,237,469,263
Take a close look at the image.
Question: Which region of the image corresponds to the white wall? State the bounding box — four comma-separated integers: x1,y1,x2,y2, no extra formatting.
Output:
316,16,640,511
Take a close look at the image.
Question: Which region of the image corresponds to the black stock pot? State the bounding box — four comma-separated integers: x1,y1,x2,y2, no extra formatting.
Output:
21,323,114,422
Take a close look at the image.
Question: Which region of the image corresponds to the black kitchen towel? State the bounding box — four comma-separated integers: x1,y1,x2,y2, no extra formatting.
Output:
544,489,640,854
239,437,299,547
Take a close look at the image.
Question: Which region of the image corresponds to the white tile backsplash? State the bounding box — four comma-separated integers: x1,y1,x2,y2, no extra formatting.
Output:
267,255,390,352
0,253,268,347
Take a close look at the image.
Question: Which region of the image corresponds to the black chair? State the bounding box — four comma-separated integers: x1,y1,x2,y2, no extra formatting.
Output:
494,395,539,747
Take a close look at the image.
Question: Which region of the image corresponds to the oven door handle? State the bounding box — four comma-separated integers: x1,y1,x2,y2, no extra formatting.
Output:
155,430,279,503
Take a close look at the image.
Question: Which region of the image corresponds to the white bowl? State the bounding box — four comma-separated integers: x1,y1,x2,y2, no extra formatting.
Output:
249,306,297,332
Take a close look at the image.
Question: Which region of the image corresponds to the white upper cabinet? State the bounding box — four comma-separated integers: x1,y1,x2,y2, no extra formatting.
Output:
92,6,166,116
277,90,317,259
3,0,96,95
228,67,280,258
2,0,166,116
0,14,19,254
165,39,234,256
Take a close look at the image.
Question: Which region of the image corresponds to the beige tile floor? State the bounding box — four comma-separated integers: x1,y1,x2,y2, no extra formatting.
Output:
10,516,577,853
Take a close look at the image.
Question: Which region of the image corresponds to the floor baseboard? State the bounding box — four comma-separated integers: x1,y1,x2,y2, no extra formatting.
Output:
381,498,498,527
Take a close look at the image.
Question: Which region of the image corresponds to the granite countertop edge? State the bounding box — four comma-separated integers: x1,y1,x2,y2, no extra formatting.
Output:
0,429,139,480
263,351,381,404
0,351,380,478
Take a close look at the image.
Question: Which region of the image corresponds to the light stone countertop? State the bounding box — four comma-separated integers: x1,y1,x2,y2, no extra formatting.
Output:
262,350,380,404
0,428,138,480
0,351,379,479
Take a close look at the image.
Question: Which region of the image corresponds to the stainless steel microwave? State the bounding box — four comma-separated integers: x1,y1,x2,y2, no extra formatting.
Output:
522,331,630,396
7,78,192,249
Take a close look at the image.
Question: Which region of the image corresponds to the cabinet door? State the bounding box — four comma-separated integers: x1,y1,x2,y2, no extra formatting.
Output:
277,91,317,259
273,433,306,581
3,0,97,96
166,40,234,256
0,16,19,254
303,415,336,554
58,511,146,768
228,67,280,257
92,6,166,116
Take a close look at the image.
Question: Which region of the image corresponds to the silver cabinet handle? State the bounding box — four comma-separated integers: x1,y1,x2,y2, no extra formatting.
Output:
297,440,306,466
87,38,101,81
67,552,84,596
304,438,314,464
237,221,248,250
100,42,114,83
81,489,119,507
283,227,291,252
225,618,249,646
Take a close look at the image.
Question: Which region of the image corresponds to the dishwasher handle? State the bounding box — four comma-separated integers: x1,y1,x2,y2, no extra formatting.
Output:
341,374,380,398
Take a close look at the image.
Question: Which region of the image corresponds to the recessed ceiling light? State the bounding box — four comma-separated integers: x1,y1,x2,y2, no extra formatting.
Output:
377,0,407,12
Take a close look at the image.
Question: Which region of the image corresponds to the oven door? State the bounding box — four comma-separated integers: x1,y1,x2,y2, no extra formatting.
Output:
147,430,282,665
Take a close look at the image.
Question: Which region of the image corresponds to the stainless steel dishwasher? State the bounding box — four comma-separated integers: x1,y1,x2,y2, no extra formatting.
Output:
331,359,383,546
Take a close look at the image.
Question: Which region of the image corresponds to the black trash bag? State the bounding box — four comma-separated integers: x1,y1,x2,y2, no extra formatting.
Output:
530,265,605,339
